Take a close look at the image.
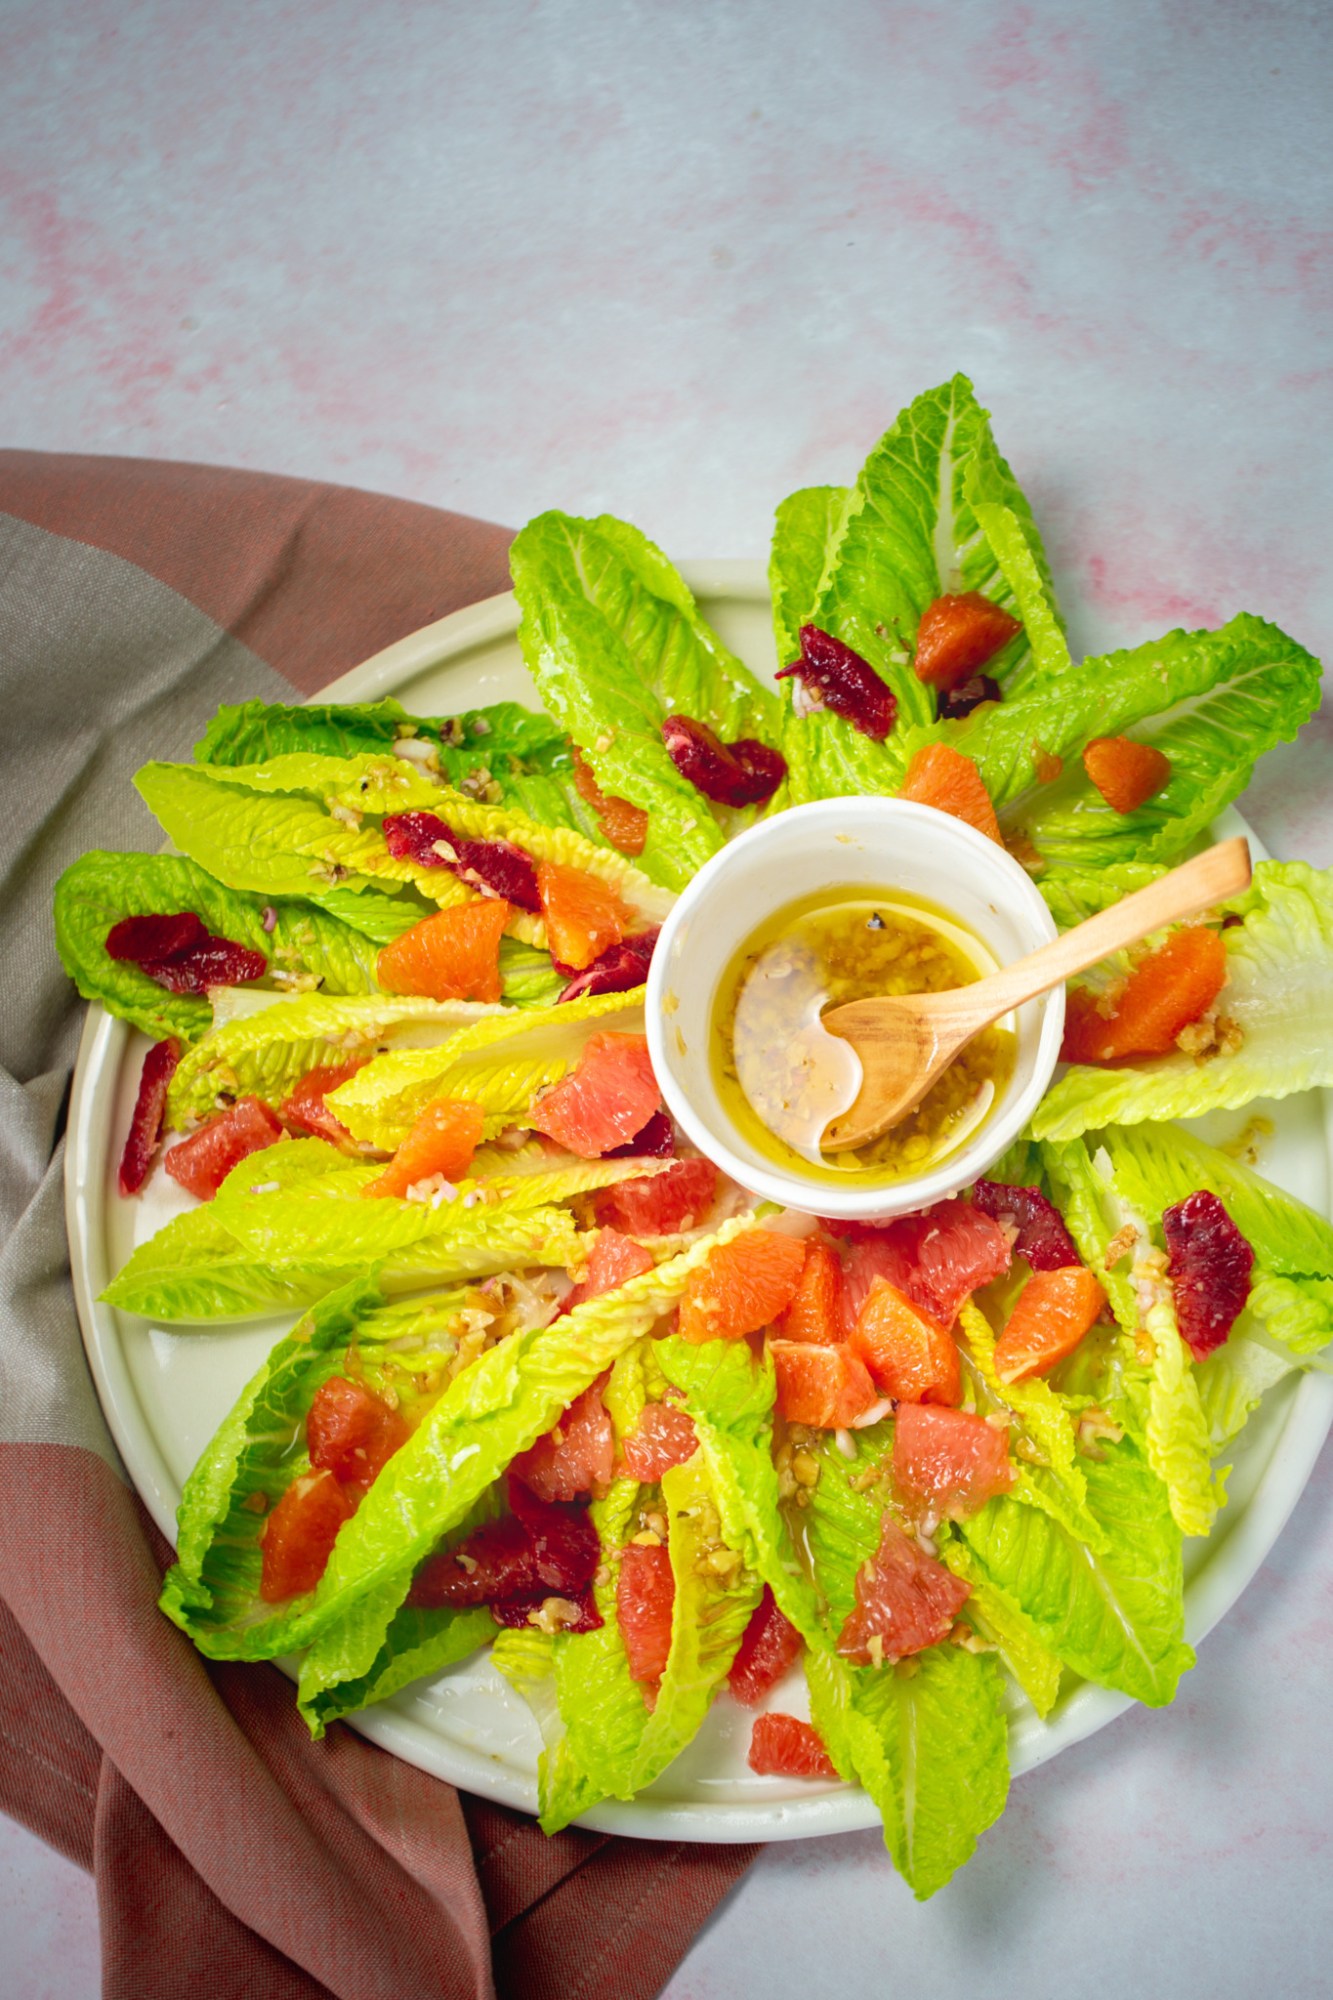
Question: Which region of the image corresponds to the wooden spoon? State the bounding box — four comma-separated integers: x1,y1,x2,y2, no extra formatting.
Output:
820,836,1252,1151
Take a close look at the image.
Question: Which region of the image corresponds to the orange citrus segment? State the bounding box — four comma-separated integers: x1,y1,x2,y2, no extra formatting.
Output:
770,1339,878,1427
572,748,649,856
537,859,636,971
993,1265,1106,1383
848,1279,961,1405
912,591,1023,691
376,899,509,1002
1083,736,1173,814
898,742,1002,844
677,1230,807,1343
775,1242,845,1346
363,1096,485,1199
1061,927,1227,1063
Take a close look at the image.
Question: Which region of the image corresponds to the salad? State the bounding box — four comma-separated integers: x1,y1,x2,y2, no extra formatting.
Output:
56,375,1333,1899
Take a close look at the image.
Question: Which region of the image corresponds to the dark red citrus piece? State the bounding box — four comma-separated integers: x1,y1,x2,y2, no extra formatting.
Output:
728,1587,805,1706
106,912,207,962
912,591,1023,692
407,1485,600,1610
307,1376,409,1495
1162,1190,1255,1360
617,1540,675,1688
141,936,270,993
604,1109,676,1159
1082,737,1172,815
259,1469,355,1602
778,626,896,741
971,1180,1080,1270
938,673,1001,720
837,1514,971,1664
382,810,542,912
572,749,650,857
532,1032,661,1157
661,715,786,807
747,1713,838,1779
117,1036,181,1197
593,1156,718,1235
892,1403,1015,1520
1061,928,1227,1064
620,1400,699,1482
279,1059,366,1146
512,1377,616,1503
556,928,660,1003
163,1096,284,1201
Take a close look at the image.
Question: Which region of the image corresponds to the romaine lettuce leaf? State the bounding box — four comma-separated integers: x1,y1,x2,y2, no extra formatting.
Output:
940,1541,1063,1718
1037,860,1167,932
53,850,385,1043
1036,862,1333,1139
768,485,851,671
961,1437,1193,1706
510,511,783,891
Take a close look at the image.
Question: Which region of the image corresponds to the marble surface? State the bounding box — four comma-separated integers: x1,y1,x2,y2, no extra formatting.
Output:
2,2,1331,1995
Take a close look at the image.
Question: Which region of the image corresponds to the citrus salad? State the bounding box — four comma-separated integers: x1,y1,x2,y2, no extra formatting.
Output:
56,376,1333,1898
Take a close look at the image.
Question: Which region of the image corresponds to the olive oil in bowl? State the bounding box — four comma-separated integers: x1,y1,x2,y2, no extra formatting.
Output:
712,889,1015,1188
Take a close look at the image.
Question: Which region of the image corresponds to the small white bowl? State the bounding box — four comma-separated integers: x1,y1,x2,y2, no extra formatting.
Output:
646,797,1064,1222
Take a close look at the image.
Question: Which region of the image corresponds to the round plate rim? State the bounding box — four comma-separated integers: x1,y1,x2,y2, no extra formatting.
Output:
64,564,1333,1843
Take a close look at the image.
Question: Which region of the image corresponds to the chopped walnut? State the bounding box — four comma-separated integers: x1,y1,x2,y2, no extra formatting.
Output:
1103,1223,1138,1268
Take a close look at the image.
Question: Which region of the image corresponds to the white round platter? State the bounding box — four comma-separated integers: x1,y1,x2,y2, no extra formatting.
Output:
65,564,1333,1841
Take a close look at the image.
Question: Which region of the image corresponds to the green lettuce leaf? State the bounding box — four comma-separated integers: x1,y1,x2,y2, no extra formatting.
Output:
510,511,783,891
1037,860,1168,932
768,485,851,670
940,1541,1063,1719
1035,862,1333,1139
53,850,385,1043
961,1437,1194,1706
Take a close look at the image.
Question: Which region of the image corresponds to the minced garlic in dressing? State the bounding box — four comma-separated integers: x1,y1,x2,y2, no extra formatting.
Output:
712,888,1015,1186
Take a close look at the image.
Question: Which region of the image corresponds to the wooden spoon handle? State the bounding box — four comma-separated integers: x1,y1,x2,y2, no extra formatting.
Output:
934,836,1252,1029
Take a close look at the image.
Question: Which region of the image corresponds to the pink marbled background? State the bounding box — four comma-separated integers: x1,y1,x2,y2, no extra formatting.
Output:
2,3,1331,1996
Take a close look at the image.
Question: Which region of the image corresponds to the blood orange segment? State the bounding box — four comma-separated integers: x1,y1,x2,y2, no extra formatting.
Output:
993,1265,1106,1383
837,1198,1012,1330
118,1036,181,1196
971,1179,1080,1269
280,1059,366,1147
747,1712,838,1779
728,1587,805,1706
677,1230,807,1343
531,1032,661,1157
572,748,650,856
409,1482,600,1610
775,1242,844,1345
306,1376,409,1495
620,1400,699,1482
1162,1190,1255,1360
771,1340,878,1428
593,1156,718,1235
897,743,1002,844
617,1540,675,1688
512,1376,616,1503
259,1469,355,1602
849,1280,961,1405
163,1096,284,1201
564,1229,656,1312
838,1514,971,1665
537,859,636,972
912,592,1023,691
1083,736,1173,814
376,899,510,1002
892,1403,1015,1519
1061,928,1227,1064
363,1096,485,1199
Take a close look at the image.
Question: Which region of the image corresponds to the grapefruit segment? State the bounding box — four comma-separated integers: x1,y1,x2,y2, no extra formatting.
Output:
993,1265,1106,1382
747,1712,838,1779
620,1400,699,1483
617,1540,675,1689
512,1375,615,1503
572,748,649,856
771,1340,878,1428
837,1199,1012,1330
306,1376,409,1495
163,1097,284,1201
564,1229,656,1312
531,1032,661,1157
677,1230,807,1343
259,1469,355,1602
728,1588,805,1706
364,1096,485,1199
849,1281,961,1405
1061,928,1227,1064
376,899,509,1002
1082,736,1172,814
838,1514,971,1665
892,1403,1015,1520
537,859,636,972
280,1059,366,1147
912,591,1023,691
898,743,1002,844
593,1156,718,1235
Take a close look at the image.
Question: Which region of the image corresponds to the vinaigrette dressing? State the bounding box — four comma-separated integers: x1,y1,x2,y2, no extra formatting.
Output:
712,889,1015,1187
